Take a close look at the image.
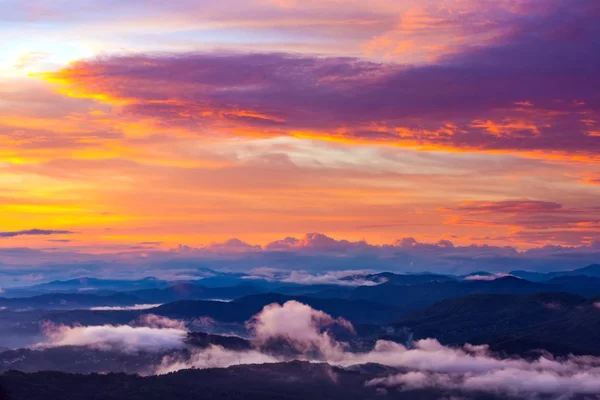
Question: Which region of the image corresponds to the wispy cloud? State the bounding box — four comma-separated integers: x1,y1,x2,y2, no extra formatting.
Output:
38,320,187,353
0,229,75,238
89,304,162,311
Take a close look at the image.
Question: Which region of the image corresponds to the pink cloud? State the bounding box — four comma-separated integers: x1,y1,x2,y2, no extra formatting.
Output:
38,321,187,353
246,300,354,358
43,5,600,159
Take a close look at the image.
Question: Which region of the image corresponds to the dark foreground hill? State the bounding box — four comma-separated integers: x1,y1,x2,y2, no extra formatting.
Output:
0,347,168,375
0,362,508,400
45,293,404,326
392,292,600,355
155,293,404,324
344,276,556,308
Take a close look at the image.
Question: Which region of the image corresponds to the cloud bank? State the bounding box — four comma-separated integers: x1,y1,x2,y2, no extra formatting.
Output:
132,314,187,330
244,268,382,286
37,314,188,353
464,273,514,281
2,232,600,288
156,346,278,375
247,300,354,358
90,304,162,311
365,341,600,397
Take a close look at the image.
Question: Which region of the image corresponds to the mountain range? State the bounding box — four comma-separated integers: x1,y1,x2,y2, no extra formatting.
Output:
1,264,600,399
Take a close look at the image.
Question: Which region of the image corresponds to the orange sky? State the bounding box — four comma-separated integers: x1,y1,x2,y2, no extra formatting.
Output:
1,0,600,254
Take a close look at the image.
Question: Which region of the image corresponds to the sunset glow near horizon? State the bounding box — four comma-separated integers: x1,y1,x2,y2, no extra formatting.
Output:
1,0,600,279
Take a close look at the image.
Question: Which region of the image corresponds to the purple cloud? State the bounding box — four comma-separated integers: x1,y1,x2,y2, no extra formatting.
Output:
0,229,75,238
44,0,600,157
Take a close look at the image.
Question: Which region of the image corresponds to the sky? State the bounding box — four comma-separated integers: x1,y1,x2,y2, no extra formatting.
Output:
0,0,599,281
